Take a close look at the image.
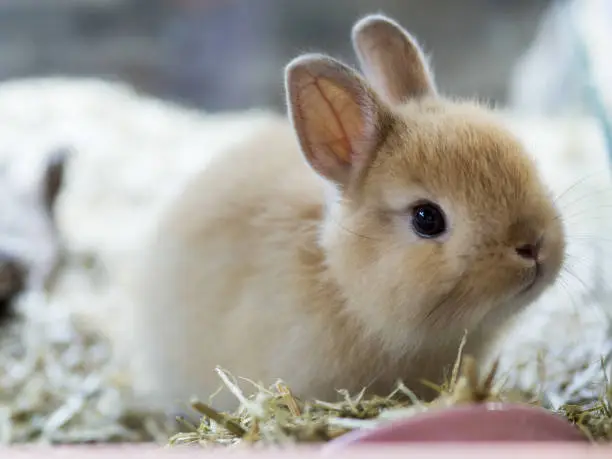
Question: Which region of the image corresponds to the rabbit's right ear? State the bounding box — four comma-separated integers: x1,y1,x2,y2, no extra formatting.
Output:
285,54,391,189
351,14,436,105
41,147,71,218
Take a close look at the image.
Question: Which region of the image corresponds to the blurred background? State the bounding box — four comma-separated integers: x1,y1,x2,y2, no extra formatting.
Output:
0,0,558,112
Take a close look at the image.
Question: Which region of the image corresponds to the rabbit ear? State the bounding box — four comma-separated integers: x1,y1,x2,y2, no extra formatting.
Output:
41,147,71,217
285,53,391,189
351,14,437,105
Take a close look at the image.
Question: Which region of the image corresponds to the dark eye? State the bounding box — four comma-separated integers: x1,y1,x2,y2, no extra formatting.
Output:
411,202,446,238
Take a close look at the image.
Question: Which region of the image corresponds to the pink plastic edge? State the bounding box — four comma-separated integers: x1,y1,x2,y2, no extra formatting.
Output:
0,444,609,458
324,402,587,446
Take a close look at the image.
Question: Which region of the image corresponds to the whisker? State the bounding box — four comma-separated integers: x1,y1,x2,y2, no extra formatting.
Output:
566,235,612,244
560,251,612,318
558,190,612,214
557,183,612,202
556,275,581,316
556,206,612,223
553,172,611,205
330,217,379,241
424,280,464,325
561,265,591,294
559,216,612,226
559,207,612,219
562,253,597,272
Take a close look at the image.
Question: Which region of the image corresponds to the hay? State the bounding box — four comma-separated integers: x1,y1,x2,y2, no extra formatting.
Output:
0,288,176,445
169,349,612,447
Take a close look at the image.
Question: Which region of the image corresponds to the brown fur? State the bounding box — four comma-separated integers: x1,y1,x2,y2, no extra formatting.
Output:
122,14,565,413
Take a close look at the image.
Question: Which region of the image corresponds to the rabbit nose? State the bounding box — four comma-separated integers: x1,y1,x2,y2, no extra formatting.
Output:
515,239,541,261
0,252,26,298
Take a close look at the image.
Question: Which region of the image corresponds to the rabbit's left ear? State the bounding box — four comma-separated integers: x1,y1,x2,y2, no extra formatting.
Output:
351,14,437,105
285,53,391,189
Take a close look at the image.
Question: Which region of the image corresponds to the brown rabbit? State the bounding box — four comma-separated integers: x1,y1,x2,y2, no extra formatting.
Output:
122,14,565,413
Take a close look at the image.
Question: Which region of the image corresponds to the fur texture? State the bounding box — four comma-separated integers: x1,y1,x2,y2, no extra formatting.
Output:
0,148,67,320
122,14,566,413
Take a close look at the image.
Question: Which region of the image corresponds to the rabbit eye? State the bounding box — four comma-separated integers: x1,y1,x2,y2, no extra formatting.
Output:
411,202,446,238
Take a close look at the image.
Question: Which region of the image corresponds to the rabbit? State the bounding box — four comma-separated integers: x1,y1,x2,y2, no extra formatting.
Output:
0,147,68,321
120,14,566,414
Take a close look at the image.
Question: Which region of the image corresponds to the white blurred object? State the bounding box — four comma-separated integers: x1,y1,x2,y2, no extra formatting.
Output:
0,78,275,283
509,0,612,118
502,0,612,399
0,77,277,345
508,1,581,115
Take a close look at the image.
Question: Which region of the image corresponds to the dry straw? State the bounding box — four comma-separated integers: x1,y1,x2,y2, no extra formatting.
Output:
169,335,612,447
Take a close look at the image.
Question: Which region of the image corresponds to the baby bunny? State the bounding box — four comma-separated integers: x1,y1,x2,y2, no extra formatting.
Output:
0,148,68,321
123,14,565,413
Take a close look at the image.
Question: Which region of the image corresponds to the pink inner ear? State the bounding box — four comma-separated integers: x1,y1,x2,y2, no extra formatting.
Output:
299,76,364,166
289,57,382,185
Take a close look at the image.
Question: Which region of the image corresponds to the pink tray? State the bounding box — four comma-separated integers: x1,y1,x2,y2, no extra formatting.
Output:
324,402,588,448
